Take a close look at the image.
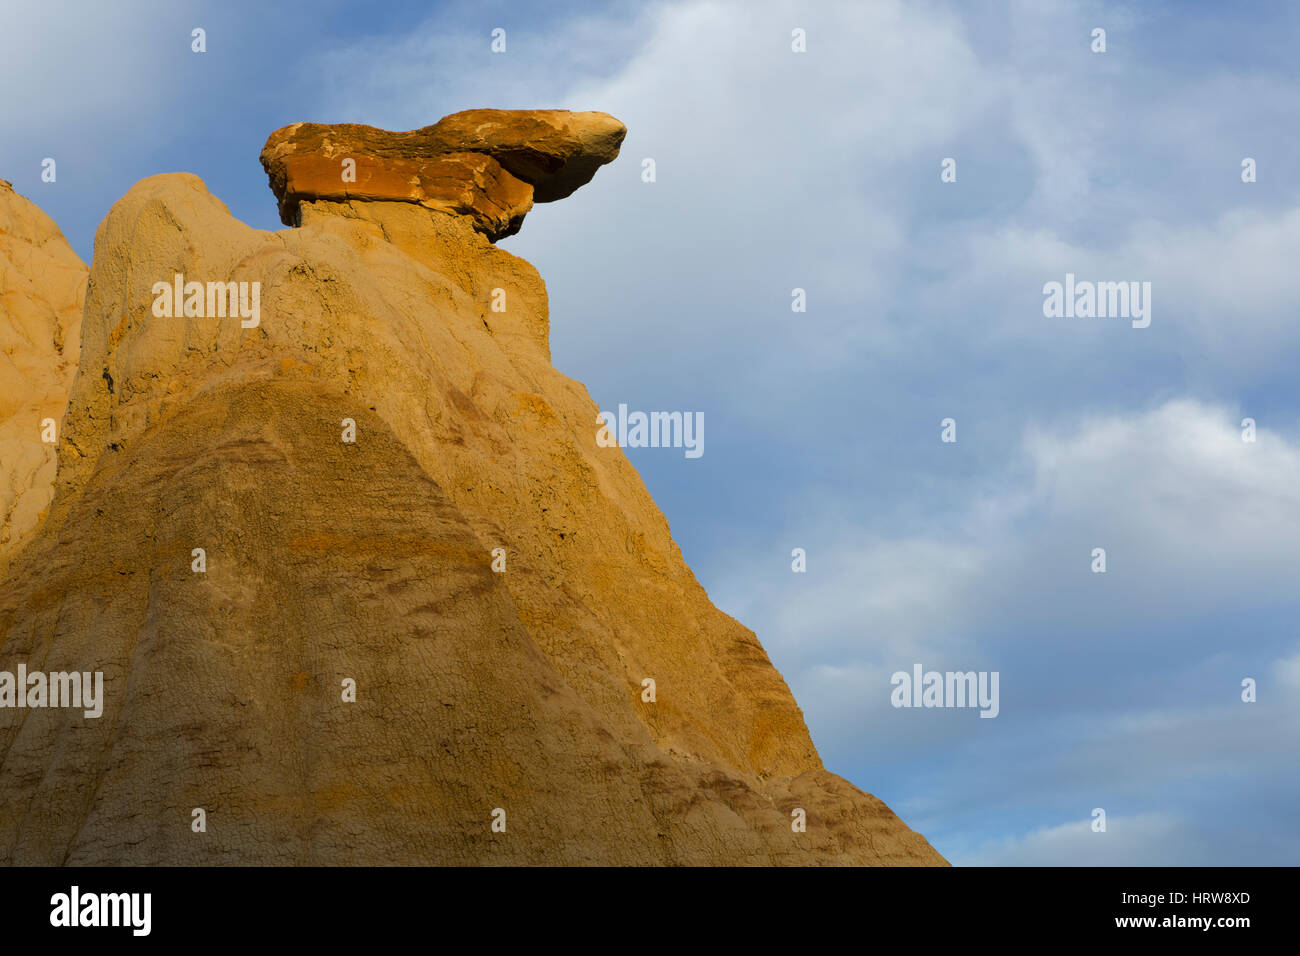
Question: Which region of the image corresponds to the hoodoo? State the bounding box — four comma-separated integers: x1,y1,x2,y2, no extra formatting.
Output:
0,111,945,865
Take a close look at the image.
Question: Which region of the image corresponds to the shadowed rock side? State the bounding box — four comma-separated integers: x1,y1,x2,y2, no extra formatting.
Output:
0,180,86,573
0,120,945,864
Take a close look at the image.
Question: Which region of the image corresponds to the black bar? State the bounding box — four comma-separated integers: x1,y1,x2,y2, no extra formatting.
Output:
0,865,1284,942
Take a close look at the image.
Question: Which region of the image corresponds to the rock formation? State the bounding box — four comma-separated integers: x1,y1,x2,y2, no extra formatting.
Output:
260,109,627,240
0,112,945,865
0,180,86,572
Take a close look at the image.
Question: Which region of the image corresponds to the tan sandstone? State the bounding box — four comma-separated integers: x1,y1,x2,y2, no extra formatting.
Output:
0,179,86,573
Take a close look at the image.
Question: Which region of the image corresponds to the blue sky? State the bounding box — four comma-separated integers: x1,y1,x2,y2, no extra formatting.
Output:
4,0,1298,864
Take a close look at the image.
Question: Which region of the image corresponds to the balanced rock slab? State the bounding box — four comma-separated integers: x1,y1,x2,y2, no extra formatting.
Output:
260,109,626,240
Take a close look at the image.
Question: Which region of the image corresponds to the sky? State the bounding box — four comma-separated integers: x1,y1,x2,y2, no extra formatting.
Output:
2,0,1297,865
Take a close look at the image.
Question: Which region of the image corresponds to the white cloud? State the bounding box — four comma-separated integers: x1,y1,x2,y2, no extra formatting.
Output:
720,399,1300,671
960,205,1300,362
705,397,1300,785
1273,643,1300,694
1014,399,1300,611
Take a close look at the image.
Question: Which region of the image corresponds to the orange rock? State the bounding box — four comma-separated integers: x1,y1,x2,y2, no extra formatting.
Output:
260,109,626,239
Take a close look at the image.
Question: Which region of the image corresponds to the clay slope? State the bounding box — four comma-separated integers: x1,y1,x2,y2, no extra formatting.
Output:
0,124,945,864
